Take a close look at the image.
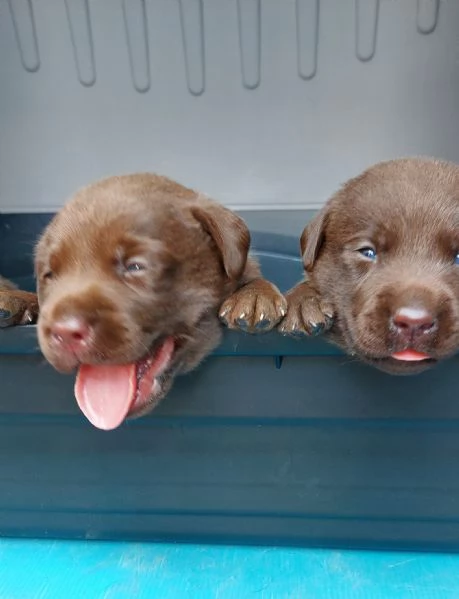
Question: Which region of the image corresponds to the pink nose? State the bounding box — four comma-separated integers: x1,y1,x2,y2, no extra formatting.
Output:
49,317,91,351
392,306,437,338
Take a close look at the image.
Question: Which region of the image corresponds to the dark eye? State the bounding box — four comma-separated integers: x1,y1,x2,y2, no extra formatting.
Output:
43,270,53,280
455,253,459,265
357,247,377,261
124,259,147,274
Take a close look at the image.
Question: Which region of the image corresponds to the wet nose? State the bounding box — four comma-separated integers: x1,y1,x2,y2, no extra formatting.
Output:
391,306,437,340
49,316,91,352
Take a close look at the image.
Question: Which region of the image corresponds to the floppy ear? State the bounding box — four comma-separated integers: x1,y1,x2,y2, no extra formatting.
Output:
300,206,328,273
191,203,250,280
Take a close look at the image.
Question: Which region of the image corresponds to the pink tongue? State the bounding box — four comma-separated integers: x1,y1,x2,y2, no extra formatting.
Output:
74,336,175,431
391,349,431,362
75,363,136,430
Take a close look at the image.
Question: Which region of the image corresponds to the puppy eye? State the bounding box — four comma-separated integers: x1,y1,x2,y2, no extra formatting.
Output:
43,271,53,280
454,253,459,265
124,259,147,274
357,247,377,261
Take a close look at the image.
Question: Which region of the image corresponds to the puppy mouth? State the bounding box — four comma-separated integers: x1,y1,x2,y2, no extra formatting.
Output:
362,350,437,374
390,349,431,362
74,336,176,430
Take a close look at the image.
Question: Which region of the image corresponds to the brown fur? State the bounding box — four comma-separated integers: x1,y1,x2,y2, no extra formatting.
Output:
0,276,38,328
279,158,459,374
36,173,286,413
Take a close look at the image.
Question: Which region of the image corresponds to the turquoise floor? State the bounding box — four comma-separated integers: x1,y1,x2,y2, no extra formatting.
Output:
1,540,459,598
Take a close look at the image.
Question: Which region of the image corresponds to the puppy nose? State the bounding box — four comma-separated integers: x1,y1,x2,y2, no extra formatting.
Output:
49,317,91,351
392,306,437,338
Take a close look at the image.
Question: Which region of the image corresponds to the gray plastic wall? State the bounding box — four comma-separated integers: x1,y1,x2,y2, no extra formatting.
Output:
1,0,459,223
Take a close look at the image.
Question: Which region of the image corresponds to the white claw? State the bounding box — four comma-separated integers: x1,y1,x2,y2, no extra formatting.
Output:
259,313,265,321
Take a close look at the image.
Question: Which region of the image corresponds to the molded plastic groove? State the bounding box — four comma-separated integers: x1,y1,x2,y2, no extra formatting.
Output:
417,0,440,34
123,0,151,93
178,0,205,96
296,0,319,80
64,0,95,87
6,0,40,72
355,0,379,62
237,0,261,90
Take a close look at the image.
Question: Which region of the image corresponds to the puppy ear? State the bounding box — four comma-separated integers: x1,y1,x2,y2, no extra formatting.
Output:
191,203,250,280
300,207,328,273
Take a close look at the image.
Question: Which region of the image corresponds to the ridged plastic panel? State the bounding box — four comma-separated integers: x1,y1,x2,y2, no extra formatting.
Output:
0,0,458,212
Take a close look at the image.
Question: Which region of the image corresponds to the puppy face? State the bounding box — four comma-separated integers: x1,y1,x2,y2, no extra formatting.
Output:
302,158,459,374
36,174,252,428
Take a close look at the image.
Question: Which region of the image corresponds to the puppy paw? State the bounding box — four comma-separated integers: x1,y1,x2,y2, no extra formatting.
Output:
219,279,287,333
0,290,39,328
278,282,334,337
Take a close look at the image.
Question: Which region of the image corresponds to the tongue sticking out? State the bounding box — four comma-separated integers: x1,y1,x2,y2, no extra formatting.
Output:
391,349,431,362
75,337,175,430
75,363,136,430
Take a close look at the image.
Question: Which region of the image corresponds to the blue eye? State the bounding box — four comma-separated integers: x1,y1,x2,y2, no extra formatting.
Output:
125,260,147,273
455,253,459,265
358,247,377,261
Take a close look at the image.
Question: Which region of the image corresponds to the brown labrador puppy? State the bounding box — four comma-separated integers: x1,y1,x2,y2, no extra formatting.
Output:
0,276,38,328
279,158,459,374
36,174,286,429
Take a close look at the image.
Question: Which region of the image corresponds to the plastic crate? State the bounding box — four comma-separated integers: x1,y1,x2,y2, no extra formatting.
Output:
1,0,459,551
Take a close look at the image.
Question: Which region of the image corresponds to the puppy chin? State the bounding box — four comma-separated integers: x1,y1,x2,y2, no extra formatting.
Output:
42,351,79,374
339,326,439,375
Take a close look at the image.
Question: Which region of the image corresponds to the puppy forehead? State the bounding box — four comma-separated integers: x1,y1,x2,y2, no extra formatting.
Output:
43,208,163,267
329,167,459,239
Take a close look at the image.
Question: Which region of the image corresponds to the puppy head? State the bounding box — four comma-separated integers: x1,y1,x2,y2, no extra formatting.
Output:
302,158,459,374
36,174,250,428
